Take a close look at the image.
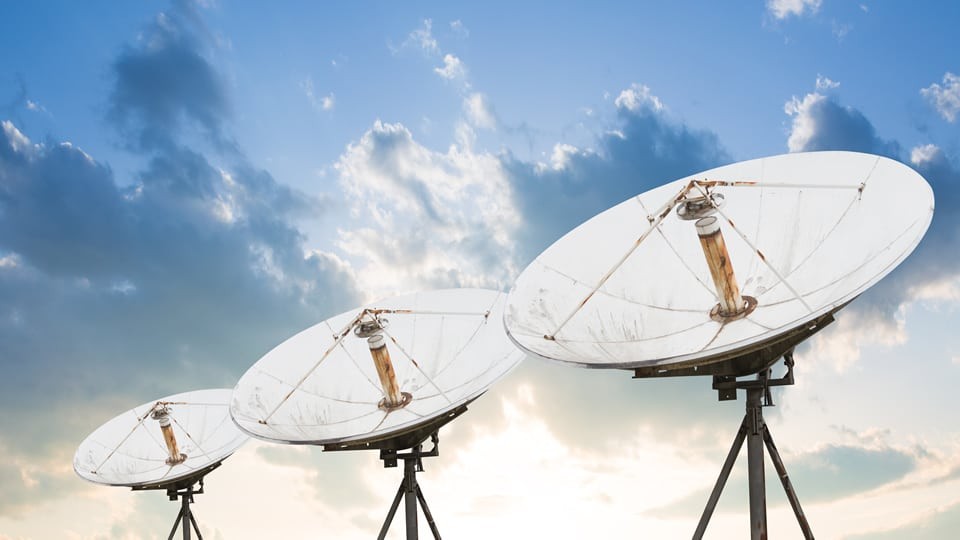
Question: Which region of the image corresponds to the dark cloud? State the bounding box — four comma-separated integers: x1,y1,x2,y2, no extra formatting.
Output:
107,0,230,151
788,94,901,157
504,102,730,263
0,0,360,517
787,94,960,313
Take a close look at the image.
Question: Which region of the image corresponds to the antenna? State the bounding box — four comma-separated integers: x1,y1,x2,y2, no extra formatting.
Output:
504,151,934,539
74,389,249,539
231,288,524,539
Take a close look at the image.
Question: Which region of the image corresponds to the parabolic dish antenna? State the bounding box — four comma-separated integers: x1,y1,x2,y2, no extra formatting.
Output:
74,388,248,539
231,288,524,539
505,151,934,374
503,151,933,539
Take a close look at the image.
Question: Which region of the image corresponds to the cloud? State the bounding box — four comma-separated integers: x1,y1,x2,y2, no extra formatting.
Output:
403,18,439,54
784,87,960,370
333,120,520,296
450,19,469,38
767,0,822,19
784,90,900,155
107,0,231,151
845,501,960,540
816,74,840,90
464,92,495,129
614,83,664,113
434,53,466,81
302,77,335,112
0,0,362,517
920,72,960,122
505,82,728,262
652,442,918,516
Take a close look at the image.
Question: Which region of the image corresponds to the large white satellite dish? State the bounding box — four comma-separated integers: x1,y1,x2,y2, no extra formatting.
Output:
74,388,248,539
231,288,524,539
505,151,933,375
504,151,934,539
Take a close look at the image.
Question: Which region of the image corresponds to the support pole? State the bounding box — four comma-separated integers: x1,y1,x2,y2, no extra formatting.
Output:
152,406,187,465
745,387,767,540
368,334,405,409
404,458,419,540
696,216,745,318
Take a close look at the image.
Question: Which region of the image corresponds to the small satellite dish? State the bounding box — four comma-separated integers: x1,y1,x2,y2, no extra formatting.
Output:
74,388,248,539
231,288,524,539
503,151,934,539
505,151,934,375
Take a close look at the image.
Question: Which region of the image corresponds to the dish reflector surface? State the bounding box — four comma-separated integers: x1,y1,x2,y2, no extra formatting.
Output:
231,288,524,445
505,151,934,369
74,389,248,488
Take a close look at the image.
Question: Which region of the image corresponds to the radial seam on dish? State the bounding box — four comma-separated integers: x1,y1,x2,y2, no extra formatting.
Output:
414,359,504,399
194,404,238,441
381,326,453,405
170,416,215,463
514,316,715,344
255,369,381,405
85,440,170,465
537,261,708,313
696,317,729,353
547,181,692,340
755,187,862,298
756,216,921,309
262,406,385,428
434,293,500,380
637,194,720,300
260,309,366,423
90,410,153,474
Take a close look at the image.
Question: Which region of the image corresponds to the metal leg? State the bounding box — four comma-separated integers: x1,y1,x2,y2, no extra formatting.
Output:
378,483,406,540
404,459,419,540
745,388,767,540
693,418,748,539
416,484,441,539
182,493,192,540
188,509,204,540
763,426,814,539
168,508,184,540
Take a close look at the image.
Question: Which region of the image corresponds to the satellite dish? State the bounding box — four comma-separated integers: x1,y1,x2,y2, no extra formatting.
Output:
505,151,933,375
503,151,934,539
74,388,248,539
231,288,524,539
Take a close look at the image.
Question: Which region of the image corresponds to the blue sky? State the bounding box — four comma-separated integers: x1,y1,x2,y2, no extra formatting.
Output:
1,1,959,538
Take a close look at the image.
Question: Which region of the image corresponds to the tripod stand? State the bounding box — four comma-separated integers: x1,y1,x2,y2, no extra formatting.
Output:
166,479,204,540
693,352,814,540
377,432,442,540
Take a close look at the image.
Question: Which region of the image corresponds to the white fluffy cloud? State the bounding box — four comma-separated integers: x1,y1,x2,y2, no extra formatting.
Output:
464,92,495,129
301,77,335,112
816,74,840,90
920,72,960,122
434,53,466,81
767,0,823,19
614,83,664,112
334,120,520,297
784,91,827,152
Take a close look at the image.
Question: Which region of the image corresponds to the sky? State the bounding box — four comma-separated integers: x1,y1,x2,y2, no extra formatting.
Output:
1,0,959,538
